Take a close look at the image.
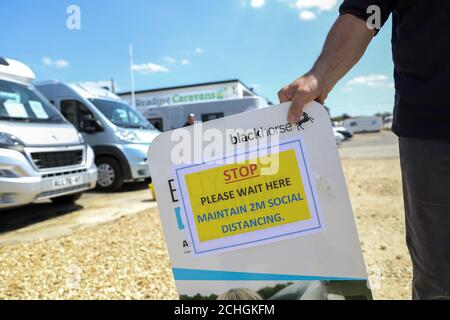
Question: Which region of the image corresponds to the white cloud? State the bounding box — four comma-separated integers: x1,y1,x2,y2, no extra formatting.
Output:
251,0,266,8
241,0,265,7
42,57,70,68
341,86,353,92
132,63,169,74
284,0,337,21
294,0,337,11
299,10,316,20
347,74,390,87
42,57,52,66
55,60,69,68
161,56,192,66
161,56,177,64
182,48,205,56
81,80,113,88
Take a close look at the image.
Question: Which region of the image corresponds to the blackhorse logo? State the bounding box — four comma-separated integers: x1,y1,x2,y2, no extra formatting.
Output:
296,112,314,130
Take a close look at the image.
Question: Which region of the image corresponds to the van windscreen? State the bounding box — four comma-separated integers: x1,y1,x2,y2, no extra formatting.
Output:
0,80,64,123
89,98,156,130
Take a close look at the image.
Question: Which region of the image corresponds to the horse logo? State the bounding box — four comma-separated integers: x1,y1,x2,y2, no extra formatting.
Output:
296,112,315,130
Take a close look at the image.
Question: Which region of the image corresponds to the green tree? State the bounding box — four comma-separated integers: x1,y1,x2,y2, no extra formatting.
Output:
257,283,292,299
331,113,351,122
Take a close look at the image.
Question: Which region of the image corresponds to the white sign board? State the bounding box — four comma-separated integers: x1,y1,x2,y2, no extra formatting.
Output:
148,102,372,300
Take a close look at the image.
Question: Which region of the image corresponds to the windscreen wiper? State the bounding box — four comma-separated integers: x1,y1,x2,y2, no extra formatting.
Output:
0,116,31,122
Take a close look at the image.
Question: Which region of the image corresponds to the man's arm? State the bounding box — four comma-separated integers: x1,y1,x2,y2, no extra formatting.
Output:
279,14,375,123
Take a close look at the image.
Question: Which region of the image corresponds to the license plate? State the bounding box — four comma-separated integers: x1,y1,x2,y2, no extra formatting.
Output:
52,175,83,189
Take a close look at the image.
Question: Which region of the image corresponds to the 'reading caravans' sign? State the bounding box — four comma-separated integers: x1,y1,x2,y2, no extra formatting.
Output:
148,102,372,300
130,88,228,108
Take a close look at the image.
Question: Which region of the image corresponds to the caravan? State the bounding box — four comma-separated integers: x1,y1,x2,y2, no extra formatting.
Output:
36,82,160,192
342,117,383,133
0,58,97,209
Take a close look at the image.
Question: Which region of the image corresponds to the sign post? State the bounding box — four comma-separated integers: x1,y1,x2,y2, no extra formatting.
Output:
148,102,372,300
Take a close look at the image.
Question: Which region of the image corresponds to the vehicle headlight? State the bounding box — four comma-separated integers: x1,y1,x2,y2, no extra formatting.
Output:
78,132,85,144
85,145,95,167
115,128,141,143
0,132,25,152
0,169,20,178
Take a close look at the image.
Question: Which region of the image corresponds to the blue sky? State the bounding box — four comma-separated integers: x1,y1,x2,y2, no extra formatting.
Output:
2,0,395,117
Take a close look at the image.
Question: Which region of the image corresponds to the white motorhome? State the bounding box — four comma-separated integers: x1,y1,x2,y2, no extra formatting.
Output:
342,117,383,133
0,58,97,210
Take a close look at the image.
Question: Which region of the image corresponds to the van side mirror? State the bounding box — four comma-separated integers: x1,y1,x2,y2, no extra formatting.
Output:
81,115,103,134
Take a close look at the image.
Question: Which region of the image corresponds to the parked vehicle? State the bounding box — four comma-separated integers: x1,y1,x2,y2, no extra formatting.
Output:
36,82,160,192
383,115,393,130
342,117,383,133
333,126,353,140
334,130,345,146
0,58,97,210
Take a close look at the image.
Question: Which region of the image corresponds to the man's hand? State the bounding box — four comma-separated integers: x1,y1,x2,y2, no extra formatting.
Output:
278,14,375,123
278,73,330,123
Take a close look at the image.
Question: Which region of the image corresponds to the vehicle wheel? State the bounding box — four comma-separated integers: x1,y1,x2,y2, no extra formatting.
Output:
95,157,124,192
51,192,83,205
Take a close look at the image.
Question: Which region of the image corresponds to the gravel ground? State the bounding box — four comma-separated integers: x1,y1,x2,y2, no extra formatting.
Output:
0,208,178,300
0,157,411,300
343,158,412,300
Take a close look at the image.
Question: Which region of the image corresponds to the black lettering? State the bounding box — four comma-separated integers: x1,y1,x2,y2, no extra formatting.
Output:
168,179,178,202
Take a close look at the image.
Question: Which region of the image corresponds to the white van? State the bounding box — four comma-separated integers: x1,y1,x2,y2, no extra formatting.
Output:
0,58,97,210
36,82,160,192
383,115,393,130
342,117,383,133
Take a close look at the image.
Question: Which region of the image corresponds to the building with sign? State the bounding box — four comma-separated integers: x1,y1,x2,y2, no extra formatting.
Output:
118,80,271,131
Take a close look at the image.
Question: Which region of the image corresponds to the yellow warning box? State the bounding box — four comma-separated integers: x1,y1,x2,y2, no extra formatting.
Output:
184,149,312,243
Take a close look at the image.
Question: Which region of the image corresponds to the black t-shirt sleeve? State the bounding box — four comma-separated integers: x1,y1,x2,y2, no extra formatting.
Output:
339,0,396,34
